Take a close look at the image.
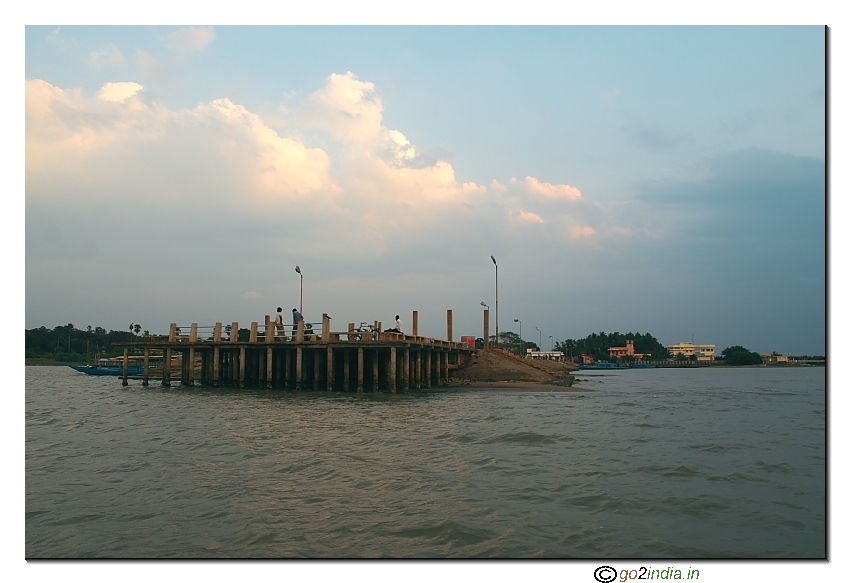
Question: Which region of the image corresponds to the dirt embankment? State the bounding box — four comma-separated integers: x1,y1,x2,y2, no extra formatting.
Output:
450,349,578,383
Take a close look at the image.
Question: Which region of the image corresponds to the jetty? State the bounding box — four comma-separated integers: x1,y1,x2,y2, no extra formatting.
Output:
113,310,473,393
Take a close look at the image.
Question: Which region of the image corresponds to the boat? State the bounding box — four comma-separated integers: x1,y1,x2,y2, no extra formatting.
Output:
69,357,147,376
579,362,629,370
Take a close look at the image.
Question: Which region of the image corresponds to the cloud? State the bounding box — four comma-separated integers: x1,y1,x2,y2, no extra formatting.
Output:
520,176,582,200
515,210,544,223
569,224,596,239
164,26,216,53
90,42,126,69
97,81,143,102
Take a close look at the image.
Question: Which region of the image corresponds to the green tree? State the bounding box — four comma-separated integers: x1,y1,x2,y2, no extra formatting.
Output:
721,345,763,366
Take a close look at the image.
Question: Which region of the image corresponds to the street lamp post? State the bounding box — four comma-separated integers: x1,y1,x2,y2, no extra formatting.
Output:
549,335,554,351
536,327,542,352
295,265,303,314
491,255,498,348
514,318,522,357
480,301,490,350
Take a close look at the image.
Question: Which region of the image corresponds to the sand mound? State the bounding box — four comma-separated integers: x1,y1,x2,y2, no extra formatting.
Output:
451,349,578,383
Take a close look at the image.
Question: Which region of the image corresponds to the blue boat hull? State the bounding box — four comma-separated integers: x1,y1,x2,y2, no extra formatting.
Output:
69,365,145,376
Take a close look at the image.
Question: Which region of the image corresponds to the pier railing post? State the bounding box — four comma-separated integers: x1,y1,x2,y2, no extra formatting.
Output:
189,323,198,343
296,320,305,342
250,322,258,343
265,316,273,343
169,323,177,343
322,314,331,341
230,322,239,344
412,311,419,337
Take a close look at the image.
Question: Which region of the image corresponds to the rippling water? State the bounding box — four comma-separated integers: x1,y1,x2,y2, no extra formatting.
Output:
25,365,825,558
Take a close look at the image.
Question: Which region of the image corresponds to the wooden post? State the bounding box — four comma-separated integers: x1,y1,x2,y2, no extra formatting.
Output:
230,322,239,344
483,309,490,350
412,311,419,337
239,346,246,388
296,347,303,390
250,322,258,343
447,309,453,342
326,347,334,391
389,347,397,393
143,346,150,386
357,347,364,392
162,348,171,387
122,347,129,386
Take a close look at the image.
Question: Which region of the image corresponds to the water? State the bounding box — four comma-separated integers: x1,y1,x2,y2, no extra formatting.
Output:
25,366,825,558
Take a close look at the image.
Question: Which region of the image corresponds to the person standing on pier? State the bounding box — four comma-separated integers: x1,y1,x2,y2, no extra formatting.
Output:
292,308,304,339
275,307,285,336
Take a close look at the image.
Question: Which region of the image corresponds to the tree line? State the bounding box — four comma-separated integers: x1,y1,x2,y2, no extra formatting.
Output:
554,331,670,362
25,324,145,361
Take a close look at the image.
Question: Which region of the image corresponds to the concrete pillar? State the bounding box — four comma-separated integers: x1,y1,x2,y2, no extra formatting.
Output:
443,352,449,383
296,346,303,390
189,323,198,343
230,322,239,344
239,346,246,388
188,347,195,386
214,322,222,342
161,348,171,387
285,349,291,389
169,323,178,342
313,350,320,390
122,347,129,386
372,349,379,392
266,347,273,389
322,314,331,341
483,309,490,350
424,350,431,387
402,348,410,392
435,350,442,385
250,322,258,343
142,346,149,386
265,316,273,343
296,319,305,342
344,349,351,391
415,350,421,389
412,311,419,337
327,347,334,391
447,309,453,342
357,347,364,392
389,347,397,393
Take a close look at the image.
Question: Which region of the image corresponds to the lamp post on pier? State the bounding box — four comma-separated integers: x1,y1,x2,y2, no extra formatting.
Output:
295,265,303,315
536,327,541,352
491,255,498,348
549,335,554,351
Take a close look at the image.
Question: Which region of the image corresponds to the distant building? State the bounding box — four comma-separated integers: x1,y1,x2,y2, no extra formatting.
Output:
667,341,715,362
527,349,565,361
760,354,790,364
607,339,650,361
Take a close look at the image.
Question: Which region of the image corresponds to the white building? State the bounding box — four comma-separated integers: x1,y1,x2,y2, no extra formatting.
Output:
666,341,715,362
526,350,565,361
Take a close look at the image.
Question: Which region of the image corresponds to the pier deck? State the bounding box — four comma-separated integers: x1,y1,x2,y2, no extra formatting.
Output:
114,310,473,393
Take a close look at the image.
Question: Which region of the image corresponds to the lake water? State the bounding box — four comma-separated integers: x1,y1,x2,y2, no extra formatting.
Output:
25,365,825,558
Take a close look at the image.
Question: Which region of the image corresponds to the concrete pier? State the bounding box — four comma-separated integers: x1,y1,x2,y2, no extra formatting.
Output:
116,312,473,392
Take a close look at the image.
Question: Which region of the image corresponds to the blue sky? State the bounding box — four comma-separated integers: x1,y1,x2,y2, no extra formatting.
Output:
24,24,826,355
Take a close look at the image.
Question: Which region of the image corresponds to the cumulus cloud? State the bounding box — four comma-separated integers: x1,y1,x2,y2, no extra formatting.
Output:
97,81,143,102
26,72,594,266
164,26,216,53
90,42,126,69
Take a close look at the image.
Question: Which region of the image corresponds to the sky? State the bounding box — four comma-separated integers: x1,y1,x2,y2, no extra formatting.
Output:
23,24,827,355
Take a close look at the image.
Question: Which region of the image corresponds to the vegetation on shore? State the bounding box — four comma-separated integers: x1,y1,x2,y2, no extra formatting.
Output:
26,324,143,361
